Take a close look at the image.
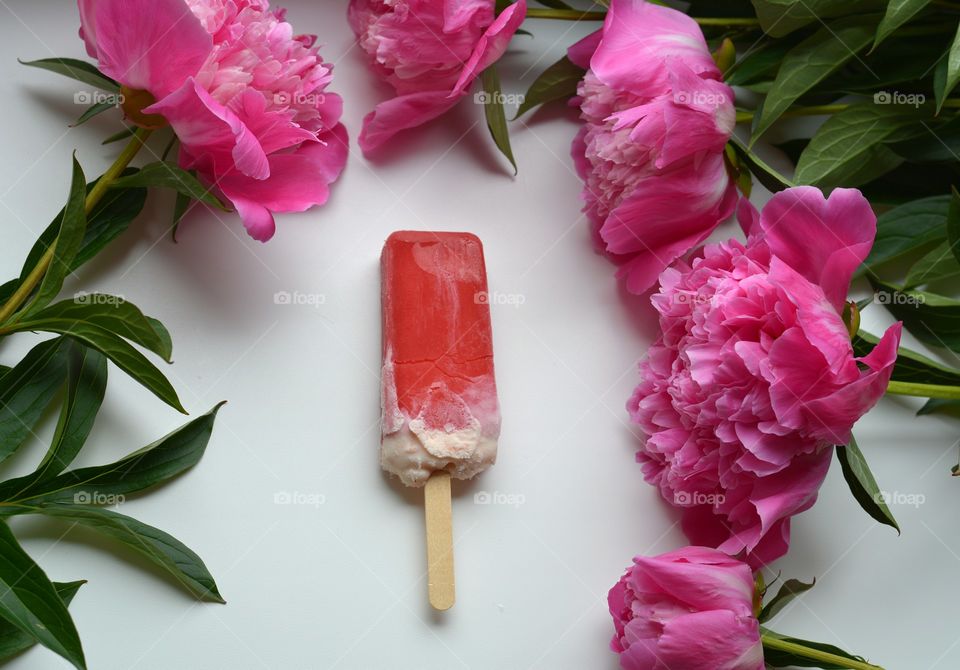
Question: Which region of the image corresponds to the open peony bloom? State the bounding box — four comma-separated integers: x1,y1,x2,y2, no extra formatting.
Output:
628,187,902,567
78,0,348,241
348,0,527,154
569,0,737,294
609,546,764,670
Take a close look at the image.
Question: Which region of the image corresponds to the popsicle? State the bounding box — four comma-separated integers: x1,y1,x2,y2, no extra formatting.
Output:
380,231,501,610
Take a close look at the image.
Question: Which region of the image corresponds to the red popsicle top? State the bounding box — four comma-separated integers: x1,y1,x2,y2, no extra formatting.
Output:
380,231,500,487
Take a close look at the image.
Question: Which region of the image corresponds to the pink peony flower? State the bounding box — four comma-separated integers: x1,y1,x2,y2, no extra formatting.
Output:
609,546,764,670
78,0,348,241
569,0,737,294
629,187,902,567
348,0,527,154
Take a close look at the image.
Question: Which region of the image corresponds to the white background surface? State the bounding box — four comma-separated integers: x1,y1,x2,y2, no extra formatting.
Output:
0,1,956,669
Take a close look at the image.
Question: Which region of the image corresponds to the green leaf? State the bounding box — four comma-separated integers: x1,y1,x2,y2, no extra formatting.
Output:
109,162,228,211
727,135,795,192
0,338,69,465
2,320,184,413
725,40,796,87
860,195,950,275
794,103,927,188
27,156,88,316
918,397,960,415
513,55,584,119
874,0,933,49
871,279,960,353
947,186,960,265
762,627,873,669
935,24,960,113
102,127,136,145
0,521,85,669
1,344,107,500
855,329,960,385
0,403,223,506
836,436,900,532
14,505,222,603
480,66,517,174
18,57,117,92
758,578,815,623
28,298,173,362
904,241,960,288
0,581,84,663
887,115,960,162
0,173,146,307
72,101,114,127
753,17,878,141
749,0,881,37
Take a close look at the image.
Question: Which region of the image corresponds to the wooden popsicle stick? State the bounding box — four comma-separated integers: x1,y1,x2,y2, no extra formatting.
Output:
424,472,455,610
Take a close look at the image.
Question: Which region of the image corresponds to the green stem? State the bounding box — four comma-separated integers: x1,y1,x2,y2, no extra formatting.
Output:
887,380,960,399
761,636,883,670
0,127,152,325
737,99,960,123
523,8,760,25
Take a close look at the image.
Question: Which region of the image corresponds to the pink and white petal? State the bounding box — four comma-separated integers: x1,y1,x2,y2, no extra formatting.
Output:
358,90,461,154
449,0,527,97
91,0,212,98
759,186,877,311
146,79,269,180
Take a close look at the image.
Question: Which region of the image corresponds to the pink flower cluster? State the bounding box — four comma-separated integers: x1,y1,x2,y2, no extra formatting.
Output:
629,187,901,566
609,546,764,670
79,0,348,241
570,0,737,294
348,0,527,154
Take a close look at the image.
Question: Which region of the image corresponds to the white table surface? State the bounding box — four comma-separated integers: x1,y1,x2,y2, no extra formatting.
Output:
0,2,955,668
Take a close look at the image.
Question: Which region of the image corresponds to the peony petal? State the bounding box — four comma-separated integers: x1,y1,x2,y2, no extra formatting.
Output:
567,29,602,70
657,610,765,670
91,0,212,99
358,90,462,154
449,0,528,97
218,123,349,241
589,0,721,97
802,322,901,444
759,186,877,311
146,79,270,180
